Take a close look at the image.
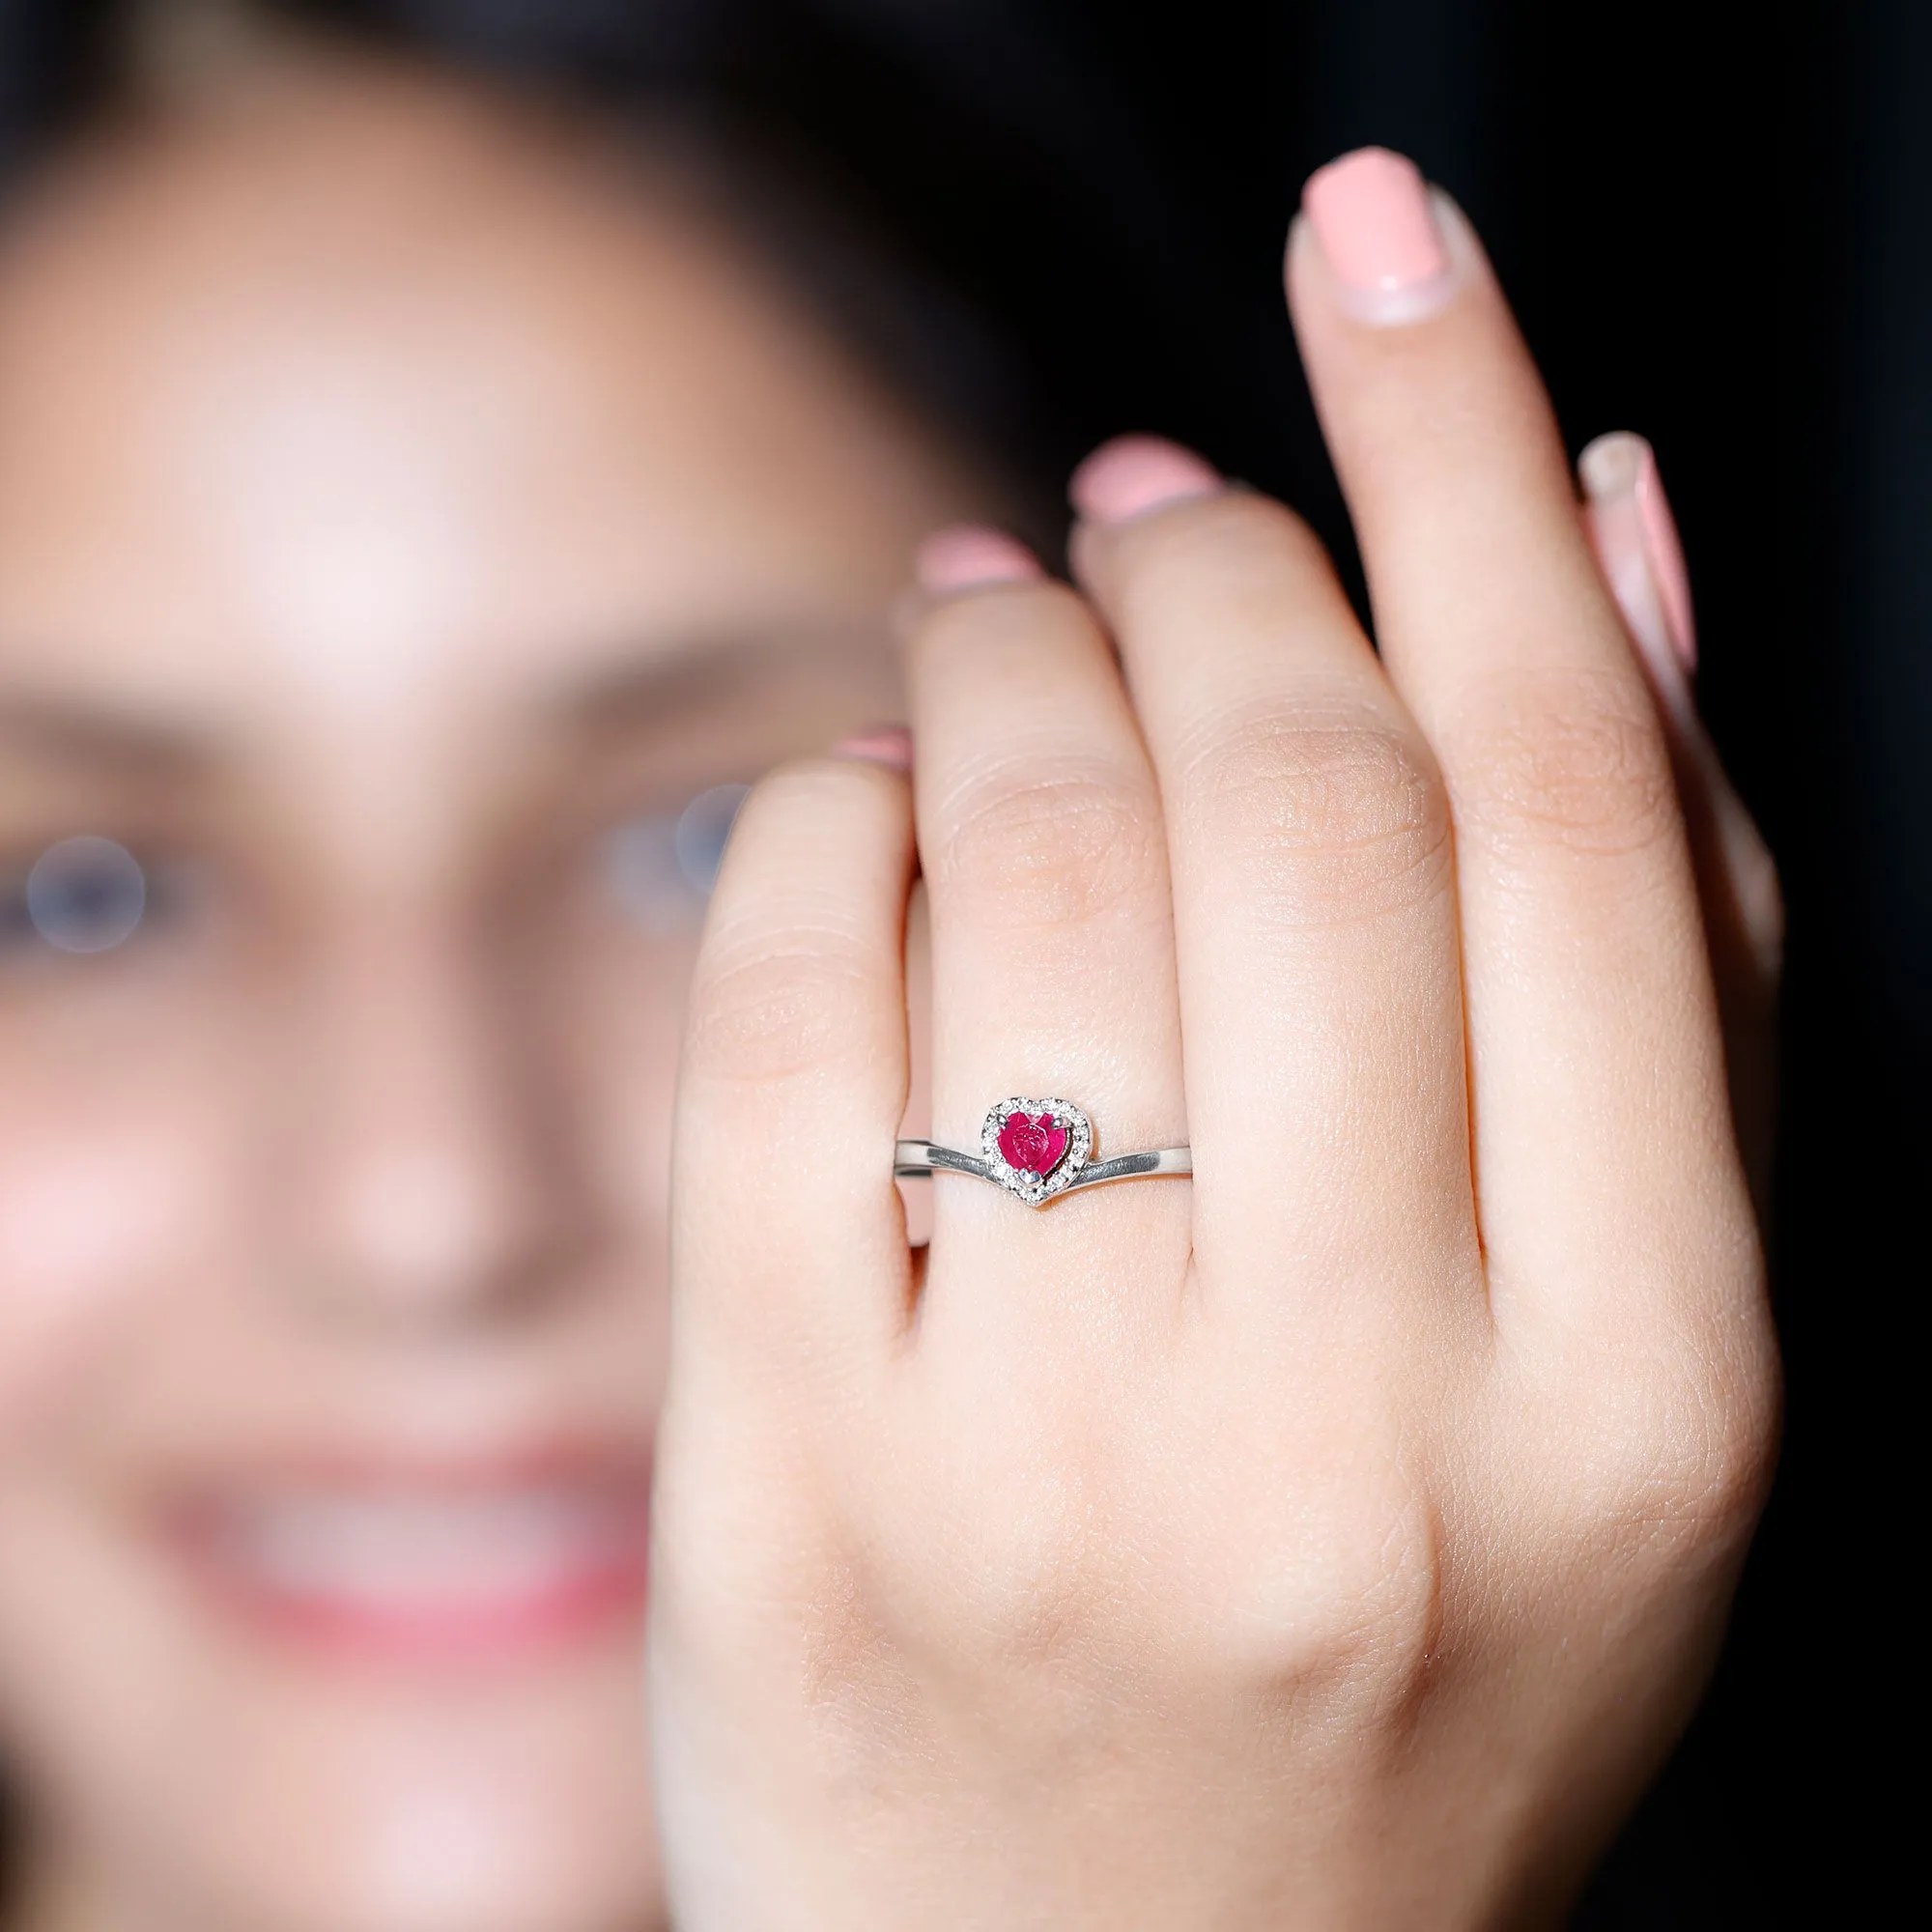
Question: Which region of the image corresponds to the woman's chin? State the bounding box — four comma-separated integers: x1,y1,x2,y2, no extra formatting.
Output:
132,1644,664,1932
2,1497,665,1932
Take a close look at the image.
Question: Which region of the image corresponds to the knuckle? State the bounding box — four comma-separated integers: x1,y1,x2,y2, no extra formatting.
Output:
962,1510,1104,1670
1183,706,1451,924
684,932,883,1086
1455,671,1678,858
1273,1526,1443,1698
1562,1314,1781,1564
1656,1324,1781,1541
1207,1424,1447,1694
680,761,902,1088
928,762,1164,928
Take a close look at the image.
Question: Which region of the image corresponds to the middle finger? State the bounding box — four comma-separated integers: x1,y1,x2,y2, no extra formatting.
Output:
1070,443,1482,1341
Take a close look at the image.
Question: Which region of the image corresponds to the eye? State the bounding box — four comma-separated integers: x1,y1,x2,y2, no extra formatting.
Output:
672,783,751,895
1,836,149,954
601,783,750,934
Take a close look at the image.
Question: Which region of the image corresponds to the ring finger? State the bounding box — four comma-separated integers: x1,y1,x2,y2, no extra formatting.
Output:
902,529,1190,1350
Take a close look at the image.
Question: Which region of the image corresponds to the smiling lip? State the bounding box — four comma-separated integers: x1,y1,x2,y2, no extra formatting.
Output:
165,1455,653,1665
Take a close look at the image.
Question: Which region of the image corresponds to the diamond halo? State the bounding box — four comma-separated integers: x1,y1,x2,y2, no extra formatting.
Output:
980,1096,1093,1208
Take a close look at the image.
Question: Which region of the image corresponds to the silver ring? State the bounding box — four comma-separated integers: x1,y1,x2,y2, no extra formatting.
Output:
895,1096,1191,1209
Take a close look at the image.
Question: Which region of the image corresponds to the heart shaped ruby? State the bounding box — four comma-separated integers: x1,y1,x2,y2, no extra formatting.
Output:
998,1110,1068,1176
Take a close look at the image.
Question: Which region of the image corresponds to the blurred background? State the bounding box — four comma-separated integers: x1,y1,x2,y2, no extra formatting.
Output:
0,0,1916,1921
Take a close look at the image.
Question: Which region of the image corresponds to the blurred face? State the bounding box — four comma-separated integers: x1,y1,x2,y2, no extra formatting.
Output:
0,70,971,1932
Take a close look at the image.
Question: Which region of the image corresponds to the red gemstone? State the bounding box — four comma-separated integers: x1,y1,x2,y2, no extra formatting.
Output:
998,1110,1068,1176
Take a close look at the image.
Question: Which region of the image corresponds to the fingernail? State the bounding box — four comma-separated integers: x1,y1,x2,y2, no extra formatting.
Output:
1070,435,1222,525
1301,147,1455,326
1579,432,1698,678
1630,444,1698,672
914,525,1044,593
832,724,913,770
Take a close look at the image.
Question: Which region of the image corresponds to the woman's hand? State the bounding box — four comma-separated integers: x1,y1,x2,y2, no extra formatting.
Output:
648,149,1780,1929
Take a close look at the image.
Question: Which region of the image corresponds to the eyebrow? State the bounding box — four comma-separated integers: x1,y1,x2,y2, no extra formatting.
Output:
558,624,889,732
0,693,218,774
0,625,891,764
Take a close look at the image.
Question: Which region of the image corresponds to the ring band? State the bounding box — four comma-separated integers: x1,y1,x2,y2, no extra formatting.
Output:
895,1095,1191,1209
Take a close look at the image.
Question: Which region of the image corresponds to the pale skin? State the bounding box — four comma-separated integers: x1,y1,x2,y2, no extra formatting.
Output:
0,51,1778,1932
654,193,1781,1925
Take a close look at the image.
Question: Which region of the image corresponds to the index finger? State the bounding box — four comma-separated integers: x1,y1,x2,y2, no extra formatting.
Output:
1288,150,1757,1336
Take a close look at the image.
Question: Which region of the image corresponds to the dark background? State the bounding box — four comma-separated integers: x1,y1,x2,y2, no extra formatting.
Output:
2,0,1918,1918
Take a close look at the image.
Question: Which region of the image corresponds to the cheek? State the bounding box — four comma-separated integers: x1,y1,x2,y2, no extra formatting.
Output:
0,1110,227,1440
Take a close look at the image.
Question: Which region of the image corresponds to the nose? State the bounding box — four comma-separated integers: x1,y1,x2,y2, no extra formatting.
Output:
282,914,589,1331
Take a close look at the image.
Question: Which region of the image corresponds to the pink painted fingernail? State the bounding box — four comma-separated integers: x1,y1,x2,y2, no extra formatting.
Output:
914,526,1044,592
1632,447,1697,672
1579,432,1698,676
1302,147,1454,325
832,724,913,770
1070,435,1222,525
